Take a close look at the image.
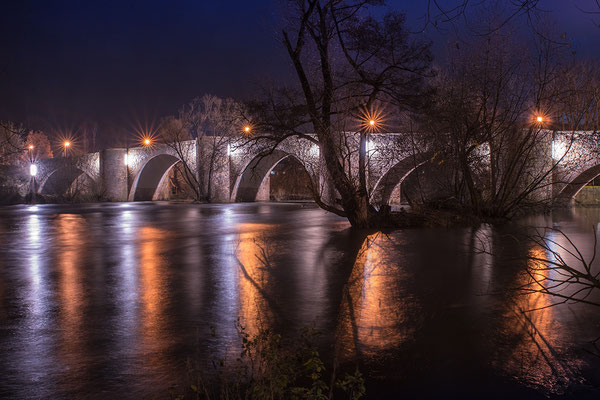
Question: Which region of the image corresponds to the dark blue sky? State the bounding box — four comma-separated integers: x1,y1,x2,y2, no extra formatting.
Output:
0,0,598,138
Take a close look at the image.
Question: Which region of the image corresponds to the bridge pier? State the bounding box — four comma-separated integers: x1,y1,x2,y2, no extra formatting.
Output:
197,137,230,202
101,149,128,202
255,175,270,201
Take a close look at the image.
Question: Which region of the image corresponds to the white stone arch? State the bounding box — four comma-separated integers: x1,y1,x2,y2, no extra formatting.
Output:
128,153,182,201
38,166,96,196
555,163,600,203
231,149,318,202
370,152,433,206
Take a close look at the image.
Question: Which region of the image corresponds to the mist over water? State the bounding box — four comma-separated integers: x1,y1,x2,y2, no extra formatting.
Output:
0,202,599,399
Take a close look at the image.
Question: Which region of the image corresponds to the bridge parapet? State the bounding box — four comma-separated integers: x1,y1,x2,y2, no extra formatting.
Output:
27,130,600,205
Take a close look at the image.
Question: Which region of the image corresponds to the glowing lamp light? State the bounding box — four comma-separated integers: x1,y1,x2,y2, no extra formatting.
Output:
359,108,384,132
144,139,151,146
28,145,34,150
64,141,70,147
244,126,251,134
29,164,38,177
536,116,543,123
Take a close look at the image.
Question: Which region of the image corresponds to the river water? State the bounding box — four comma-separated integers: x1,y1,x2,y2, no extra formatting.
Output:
0,202,599,399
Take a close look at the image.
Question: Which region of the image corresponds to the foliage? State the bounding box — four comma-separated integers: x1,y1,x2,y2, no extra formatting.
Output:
173,322,365,400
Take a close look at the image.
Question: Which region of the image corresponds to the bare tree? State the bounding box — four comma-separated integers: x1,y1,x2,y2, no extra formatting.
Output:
0,121,28,203
25,130,53,161
253,0,432,228
183,95,246,202
519,227,600,310
0,121,26,165
418,22,593,218
79,121,98,153
157,115,202,201
556,60,600,131
158,94,246,202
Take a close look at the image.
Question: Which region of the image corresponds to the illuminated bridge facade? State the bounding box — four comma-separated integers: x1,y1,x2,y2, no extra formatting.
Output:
26,131,600,206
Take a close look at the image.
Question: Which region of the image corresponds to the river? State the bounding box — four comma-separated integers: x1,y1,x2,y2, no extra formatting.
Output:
0,202,599,399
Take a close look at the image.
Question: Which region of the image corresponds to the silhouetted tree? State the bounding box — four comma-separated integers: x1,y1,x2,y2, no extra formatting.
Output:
419,22,595,218
158,94,246,202
253,0,432,228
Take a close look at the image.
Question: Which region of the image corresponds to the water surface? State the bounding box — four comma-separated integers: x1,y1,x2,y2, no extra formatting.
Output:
0,202,599,399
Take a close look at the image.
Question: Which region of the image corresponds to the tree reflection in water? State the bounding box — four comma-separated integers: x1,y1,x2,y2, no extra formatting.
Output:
234,225,277,339
336,233,415,359
478,227,591,394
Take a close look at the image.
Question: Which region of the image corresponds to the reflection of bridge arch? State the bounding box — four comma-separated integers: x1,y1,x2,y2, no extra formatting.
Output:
232,150,315,202
370,152,433,206
39,166,95,196
555,164,600,202
129,154,181,201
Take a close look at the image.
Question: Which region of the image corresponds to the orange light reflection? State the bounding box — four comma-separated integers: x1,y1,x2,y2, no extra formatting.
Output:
337,233,411,357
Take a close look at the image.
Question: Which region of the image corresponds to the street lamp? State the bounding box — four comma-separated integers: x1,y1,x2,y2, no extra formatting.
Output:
144,138,151,147
63,141,70,157
362,116,382,134
359,107,384,133
536,116,543,123
29,163,38,199
243,125,251,135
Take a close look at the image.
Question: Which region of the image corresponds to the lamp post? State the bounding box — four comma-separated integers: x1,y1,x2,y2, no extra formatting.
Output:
29,163,37,199
124,136,130,201
63,141,70,158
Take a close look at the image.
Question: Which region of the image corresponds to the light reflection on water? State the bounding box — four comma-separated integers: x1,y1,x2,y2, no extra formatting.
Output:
338,233,412,357
235,224,274,338
0,203,598,398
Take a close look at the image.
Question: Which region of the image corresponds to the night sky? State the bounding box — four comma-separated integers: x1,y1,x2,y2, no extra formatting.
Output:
1,0,598,142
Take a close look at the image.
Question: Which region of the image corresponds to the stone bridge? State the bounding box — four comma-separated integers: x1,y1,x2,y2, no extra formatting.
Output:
25,131,600,206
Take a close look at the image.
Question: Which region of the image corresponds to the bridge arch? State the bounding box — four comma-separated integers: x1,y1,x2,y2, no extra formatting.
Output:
555,164,600,202
232,149,315,202
38,166,96,196
370,152,433,206
129,154,182,201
